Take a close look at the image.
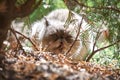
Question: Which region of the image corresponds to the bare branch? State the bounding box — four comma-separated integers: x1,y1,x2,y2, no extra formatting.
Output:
13,29,39,51
10,28,26,53
86,23,104,61
65,17,83,56
86,40,120,62
74,0,120,13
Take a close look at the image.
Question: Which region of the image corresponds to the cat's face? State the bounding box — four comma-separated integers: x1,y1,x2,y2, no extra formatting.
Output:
31,12,80,56
42,29,80,55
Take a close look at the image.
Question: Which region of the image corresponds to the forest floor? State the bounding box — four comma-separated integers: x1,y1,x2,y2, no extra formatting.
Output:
0,47,120,80
1,14,118,80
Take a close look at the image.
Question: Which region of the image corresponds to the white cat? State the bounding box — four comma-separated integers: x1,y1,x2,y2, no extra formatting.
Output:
31,9,109,60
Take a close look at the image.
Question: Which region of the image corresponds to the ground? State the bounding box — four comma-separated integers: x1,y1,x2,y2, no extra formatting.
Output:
0,48,119,80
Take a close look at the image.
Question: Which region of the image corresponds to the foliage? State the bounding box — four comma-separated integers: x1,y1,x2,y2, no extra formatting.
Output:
29,0,66,23
66,0,120,66
2,0,120,79
11,0,120,67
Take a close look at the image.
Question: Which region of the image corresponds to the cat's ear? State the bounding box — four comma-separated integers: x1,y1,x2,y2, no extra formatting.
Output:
44,17,49,27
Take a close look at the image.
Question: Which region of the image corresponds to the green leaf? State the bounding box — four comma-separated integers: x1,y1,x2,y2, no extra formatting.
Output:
117,2,120,8
87,0,94,7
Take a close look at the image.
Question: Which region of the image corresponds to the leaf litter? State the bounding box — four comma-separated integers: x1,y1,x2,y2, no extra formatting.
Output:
0,48,120,80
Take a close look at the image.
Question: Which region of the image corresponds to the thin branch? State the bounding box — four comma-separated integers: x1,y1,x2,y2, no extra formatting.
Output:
85,22,105,61
74,0,120,13
87,23,104,60
85,31,101,61
86,40,120,62
92,32,102,52
13,29,39,51
10,28,26,53
65,17,83,56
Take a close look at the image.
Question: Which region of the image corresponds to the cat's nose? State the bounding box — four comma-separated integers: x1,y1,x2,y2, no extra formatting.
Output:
58,38,64,43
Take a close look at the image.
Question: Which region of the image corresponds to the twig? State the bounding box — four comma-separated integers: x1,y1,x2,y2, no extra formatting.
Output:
65,17,83,56
74,0,120,13
85,22,104,61
13,29,39,51
92,31,102,52
87,23,104,60
86,40,120,62
85,31,100,61
10,28,26,53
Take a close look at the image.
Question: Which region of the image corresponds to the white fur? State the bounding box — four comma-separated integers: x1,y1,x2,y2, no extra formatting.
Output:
31,9,108,60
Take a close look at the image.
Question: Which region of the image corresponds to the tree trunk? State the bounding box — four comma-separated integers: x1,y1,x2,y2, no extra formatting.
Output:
0,16,12,49
0,0,42,49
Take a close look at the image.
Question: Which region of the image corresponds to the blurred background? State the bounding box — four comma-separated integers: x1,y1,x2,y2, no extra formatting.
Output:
7,0,120,68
